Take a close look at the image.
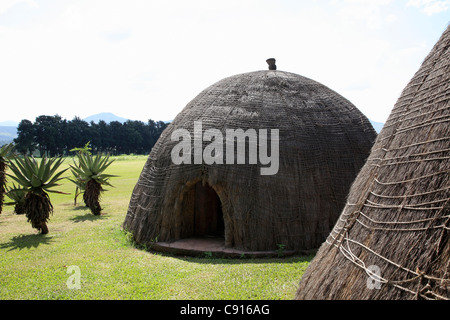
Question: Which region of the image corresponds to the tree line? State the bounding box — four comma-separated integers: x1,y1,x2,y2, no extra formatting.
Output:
13,115,169,156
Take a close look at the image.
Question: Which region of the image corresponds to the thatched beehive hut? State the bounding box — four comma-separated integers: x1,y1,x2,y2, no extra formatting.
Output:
295,25,450,299
123,60,376,255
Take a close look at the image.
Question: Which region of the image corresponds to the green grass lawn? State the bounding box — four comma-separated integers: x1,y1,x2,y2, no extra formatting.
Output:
0,155,312,300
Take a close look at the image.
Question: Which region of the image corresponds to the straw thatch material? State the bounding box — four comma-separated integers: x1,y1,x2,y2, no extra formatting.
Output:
123,67,376,253
295,25,450,300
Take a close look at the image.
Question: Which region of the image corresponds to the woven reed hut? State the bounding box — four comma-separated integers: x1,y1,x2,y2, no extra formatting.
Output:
295,25,450,299
123,59,376,254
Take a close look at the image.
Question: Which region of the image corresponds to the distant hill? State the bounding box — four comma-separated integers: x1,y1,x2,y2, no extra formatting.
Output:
83,112,129,124
0,121,19,127
369,120,384,133
0,126,18,145
83,112,172,124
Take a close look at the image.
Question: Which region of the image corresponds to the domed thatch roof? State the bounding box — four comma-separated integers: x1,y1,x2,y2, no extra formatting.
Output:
123,62,376,254
295,25,450,299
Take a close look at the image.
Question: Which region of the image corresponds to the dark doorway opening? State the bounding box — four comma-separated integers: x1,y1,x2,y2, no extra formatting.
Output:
193,182,224,237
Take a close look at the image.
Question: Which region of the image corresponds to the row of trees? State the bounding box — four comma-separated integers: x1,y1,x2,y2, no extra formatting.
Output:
14,115,168,156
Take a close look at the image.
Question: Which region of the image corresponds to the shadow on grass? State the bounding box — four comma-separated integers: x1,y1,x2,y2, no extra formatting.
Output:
72,205,89,211
60,203,89,211
116,228,316,264
135,243,316,265
69,213,108,223
170,252,316,265
0,233,55,251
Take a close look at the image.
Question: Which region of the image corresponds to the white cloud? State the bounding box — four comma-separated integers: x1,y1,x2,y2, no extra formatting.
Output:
407,0,450,15
0,0,445,124
340,42,429,122
333,0,397,30
0,0,37,14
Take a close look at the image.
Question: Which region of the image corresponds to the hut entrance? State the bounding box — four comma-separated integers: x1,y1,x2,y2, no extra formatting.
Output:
181,181,225,239
193,182,224,237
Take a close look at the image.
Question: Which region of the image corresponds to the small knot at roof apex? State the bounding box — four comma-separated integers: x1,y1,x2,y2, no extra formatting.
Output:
266,58,276,70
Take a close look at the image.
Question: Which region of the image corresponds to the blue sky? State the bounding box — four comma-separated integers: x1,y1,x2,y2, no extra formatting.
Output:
0,0,448,124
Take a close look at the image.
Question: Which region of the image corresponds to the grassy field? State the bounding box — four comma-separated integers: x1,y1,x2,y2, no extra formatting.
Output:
0,155,312,300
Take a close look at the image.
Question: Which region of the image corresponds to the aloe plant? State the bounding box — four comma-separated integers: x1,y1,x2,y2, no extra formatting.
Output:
5,184,26,215
0,143,14,215
7,156,68,234
69,141,92,206
69,153,116,215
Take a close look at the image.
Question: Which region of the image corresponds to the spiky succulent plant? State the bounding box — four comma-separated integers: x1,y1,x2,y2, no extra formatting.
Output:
7,156,68,234
69,153,116,215
69,141,92,206
5,184,27,215
0,143,14,214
